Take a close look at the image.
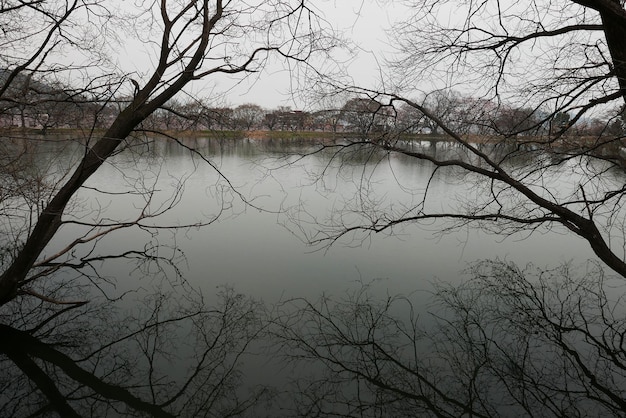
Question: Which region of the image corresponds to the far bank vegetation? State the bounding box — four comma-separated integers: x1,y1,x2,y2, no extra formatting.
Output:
2,72,625,144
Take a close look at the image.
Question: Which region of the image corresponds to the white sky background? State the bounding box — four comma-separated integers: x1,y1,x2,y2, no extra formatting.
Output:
110,1,608,113
56,1,615,114
166,0,408,110
224,1,404,109
106,1,455,111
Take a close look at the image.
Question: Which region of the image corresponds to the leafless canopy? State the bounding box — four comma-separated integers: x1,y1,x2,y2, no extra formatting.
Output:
295,0,626,280
0,0,337,305
0,1,337,416
271,2,626,416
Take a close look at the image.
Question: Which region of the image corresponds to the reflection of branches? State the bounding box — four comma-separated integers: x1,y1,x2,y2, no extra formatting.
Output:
273,262,626,417
0,287,270,417
139,129,272,214
1,323,176,417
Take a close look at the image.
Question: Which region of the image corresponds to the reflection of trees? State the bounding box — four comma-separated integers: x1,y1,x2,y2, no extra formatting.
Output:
0,133,279,416
274,1,626,416
273,263,626,417
0,287,270,417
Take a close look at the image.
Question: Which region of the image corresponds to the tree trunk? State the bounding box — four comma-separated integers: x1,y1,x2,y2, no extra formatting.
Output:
0,110,142,304
599,3,626,104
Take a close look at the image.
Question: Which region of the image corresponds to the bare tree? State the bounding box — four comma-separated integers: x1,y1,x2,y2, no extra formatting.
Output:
394,101,425,134
296,0,626,279
340,97,394,134
0,0,337,415
419,90,463,135
0,0,336,303
273,262,626,417
232,104,265,131
272,1,626,416
263,108,282,131
0,286,271,417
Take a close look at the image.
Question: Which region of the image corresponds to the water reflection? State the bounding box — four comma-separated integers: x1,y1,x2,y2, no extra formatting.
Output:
0,135,607,416
0,285,272,417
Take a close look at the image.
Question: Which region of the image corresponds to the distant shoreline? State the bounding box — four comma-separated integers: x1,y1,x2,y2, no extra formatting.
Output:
0,127,611,147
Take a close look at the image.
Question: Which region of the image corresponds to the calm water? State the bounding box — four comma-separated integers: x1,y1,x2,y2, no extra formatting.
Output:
1,135,610,416
51,137,595,301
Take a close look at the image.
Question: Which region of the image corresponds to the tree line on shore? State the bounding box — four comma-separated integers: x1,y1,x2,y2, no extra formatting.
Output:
2,70,624,138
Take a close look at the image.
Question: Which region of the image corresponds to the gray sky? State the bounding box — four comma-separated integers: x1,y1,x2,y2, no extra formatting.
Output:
110,1,407,110
214,1,404,109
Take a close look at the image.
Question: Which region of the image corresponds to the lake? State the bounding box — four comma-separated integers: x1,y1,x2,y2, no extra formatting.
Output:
0,134,615,417
56,137,595,299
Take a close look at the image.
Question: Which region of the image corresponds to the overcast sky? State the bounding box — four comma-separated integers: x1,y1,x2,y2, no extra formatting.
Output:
110,1,407,110
218,1,404,109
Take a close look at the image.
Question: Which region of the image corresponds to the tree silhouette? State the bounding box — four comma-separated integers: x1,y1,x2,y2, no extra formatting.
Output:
276,2,626,416
0,1,336,415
